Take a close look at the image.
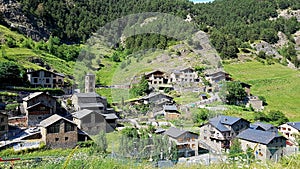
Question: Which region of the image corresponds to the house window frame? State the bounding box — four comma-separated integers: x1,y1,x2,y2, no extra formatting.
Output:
65,122,75,132
47,122,60,133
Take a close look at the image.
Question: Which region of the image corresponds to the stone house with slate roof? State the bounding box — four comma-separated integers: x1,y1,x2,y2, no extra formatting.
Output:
199,115,250,153
204,69,226,84
23,92,57,127
141,93,173,105
71,92,107,113
237,129,286,161
26,69,65,88
72,109,118,135
164,127,199,157
145,70,168,86
169,68,199,84
39,114,79,149
127,92,174,113
278,122,300,146
162,105,180,120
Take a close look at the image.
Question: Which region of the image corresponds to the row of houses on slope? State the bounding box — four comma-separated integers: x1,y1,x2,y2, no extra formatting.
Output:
154,114,299,162
158,115,292,161
1,90,118,149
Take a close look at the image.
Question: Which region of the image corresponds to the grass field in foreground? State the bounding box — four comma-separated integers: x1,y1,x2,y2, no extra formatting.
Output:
224,61,300,121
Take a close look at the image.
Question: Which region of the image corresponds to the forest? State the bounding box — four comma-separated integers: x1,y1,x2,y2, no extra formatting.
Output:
14,0,300,66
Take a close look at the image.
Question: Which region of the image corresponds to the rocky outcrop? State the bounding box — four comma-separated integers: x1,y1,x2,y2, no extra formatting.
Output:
0,0,50,41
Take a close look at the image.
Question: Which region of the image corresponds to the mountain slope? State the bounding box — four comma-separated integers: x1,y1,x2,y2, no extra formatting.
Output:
0,24,74,76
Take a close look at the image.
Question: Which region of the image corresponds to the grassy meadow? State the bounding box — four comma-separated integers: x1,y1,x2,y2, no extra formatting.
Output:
224,61,300,120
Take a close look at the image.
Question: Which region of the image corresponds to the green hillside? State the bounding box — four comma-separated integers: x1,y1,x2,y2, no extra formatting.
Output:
0,25,76,77
224,61,300,120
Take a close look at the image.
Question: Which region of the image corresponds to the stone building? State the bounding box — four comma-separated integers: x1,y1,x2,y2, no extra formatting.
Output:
39,114,78,149
278,122,300,146
145,70,168,86
164,127,199,157
23,92,57,127
237,129,286,161
71,92,107,113
72,109,117,135
199,115,250,153
26,70,65,88
169,68,199,83
204,69,226,84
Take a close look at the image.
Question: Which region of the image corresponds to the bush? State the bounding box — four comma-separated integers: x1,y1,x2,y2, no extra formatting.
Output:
254,110,288,126
258,96,267,106
77,140,95,147
268,110,288,125
5,103,18,111
192,108,209,124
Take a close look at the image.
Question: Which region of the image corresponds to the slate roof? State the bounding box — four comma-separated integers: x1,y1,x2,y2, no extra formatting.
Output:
251,122,275,131
209,120,230,132
23,92,44,101
164,127,187,138
287,122,300,131
163,105,178,111
210,115,241,125
155,128,166,134
145,70,165,76
27,102,52,110
74,92,106,99
73,109,118,120
180,67,195,73
142,92,172,100
39,114,75,127
208,115,243,132
54,72,65,77
78,103,104,109
204,68,225,76
72,109,94,119
103,113,118,120
237,129,284,145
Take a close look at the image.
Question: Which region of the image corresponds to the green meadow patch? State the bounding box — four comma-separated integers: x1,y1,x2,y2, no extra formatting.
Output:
224,61,300,120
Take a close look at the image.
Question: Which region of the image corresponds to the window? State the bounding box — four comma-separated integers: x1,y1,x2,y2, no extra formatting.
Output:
47,123,60,133
55,138,59,141
0,118,4,122
282,127,286,130
45,78,50,83
44,71,51,77
65,122,75,132
33,78,38,83
65,137,69,141
288,128,291,131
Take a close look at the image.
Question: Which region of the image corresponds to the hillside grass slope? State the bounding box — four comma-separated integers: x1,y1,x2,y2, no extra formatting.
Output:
224,61,300,120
